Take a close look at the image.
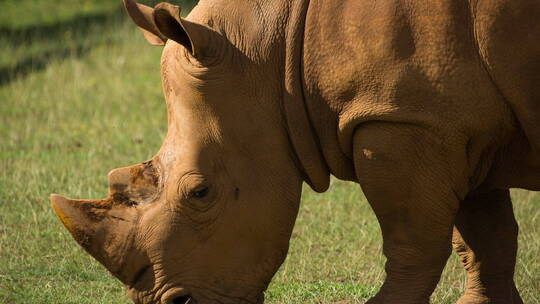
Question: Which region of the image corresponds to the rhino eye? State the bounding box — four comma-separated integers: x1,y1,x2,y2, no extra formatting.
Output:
191,187,209,199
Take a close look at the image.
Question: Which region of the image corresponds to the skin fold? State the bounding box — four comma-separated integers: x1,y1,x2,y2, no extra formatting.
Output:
50,0,539,303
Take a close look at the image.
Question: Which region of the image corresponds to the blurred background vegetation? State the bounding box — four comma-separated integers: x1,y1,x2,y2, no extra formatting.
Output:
0,1,538,303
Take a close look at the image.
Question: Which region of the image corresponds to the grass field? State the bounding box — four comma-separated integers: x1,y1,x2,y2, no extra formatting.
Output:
0,1,538,303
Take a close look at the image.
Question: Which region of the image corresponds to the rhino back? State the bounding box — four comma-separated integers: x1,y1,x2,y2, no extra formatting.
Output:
302,0,520,181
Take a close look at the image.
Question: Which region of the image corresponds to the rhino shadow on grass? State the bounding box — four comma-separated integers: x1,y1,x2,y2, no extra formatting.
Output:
0,1,198,86
0,7,122,86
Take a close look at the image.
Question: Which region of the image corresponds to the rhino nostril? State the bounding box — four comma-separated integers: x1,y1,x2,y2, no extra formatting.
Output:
172,296,192,304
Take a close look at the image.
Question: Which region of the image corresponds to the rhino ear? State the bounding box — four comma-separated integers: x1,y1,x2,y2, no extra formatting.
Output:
124,0,211,57
123,0,167,46
153,2,201,56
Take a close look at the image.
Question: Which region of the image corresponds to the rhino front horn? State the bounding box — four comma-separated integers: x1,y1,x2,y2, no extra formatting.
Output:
50,194,113,249
50,193,140,281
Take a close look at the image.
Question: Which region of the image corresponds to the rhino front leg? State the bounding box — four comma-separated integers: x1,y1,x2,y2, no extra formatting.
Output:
453,189,523,304
353,122,466,304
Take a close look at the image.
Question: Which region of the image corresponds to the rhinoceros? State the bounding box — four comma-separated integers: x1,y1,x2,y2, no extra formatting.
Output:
50,0,540,303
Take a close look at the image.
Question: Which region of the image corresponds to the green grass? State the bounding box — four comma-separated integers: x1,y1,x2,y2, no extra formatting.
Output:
1,1,539,303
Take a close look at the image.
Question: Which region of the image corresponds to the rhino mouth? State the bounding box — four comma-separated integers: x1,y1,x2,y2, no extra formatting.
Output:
127,265,195,304
161,291,197,304
172,295,194,304
162,288,196,304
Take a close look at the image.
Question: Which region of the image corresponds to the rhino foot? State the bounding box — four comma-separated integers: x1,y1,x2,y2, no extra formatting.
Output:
456,292,524,304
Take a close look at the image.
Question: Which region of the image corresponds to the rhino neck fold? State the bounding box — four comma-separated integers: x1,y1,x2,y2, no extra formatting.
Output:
282,0,330,193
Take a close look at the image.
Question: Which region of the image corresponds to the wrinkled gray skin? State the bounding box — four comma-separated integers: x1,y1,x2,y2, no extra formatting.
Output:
51,0,540,303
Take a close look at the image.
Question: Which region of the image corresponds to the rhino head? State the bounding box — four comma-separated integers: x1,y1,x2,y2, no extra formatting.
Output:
50,0,329,303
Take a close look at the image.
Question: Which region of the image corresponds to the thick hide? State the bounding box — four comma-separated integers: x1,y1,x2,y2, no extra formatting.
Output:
51,0,539,303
